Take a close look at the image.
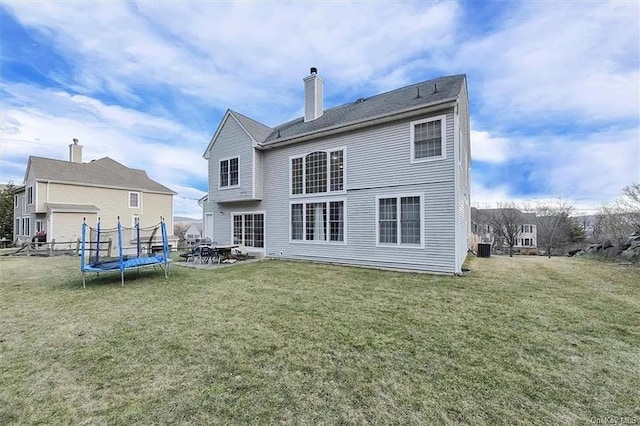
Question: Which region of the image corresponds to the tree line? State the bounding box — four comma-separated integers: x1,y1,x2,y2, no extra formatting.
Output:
478,183,640,257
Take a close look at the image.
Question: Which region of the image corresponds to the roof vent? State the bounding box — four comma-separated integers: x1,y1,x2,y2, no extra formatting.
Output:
355,97,366,104
433,83,438,94
415,87,421,99
310,67,317,75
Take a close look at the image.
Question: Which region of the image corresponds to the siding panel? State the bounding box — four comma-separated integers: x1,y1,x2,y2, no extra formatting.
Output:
259,109,458,273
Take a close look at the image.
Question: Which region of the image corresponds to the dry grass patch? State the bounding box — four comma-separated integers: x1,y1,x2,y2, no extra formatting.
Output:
0,255,638,424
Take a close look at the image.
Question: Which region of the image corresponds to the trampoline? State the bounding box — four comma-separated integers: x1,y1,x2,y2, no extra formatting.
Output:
80,217,171,287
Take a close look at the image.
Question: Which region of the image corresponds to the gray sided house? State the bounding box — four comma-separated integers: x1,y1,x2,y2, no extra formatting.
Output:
202,69,471,273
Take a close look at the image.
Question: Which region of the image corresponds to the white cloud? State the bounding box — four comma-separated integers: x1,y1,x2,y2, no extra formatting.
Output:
470,129,510,163
2,1,460,118
0,82,208,216
452,1,640,123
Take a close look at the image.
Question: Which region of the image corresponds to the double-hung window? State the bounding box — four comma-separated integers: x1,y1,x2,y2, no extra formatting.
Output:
220,157,239,188
291,148,345,195
290,200,344,243
377,195,423,246
27,186,34,205
22,217,31,236
410,115,446,162
129,192,140,208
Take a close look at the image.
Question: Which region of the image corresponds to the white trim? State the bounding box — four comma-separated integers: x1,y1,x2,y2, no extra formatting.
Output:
14,194,18,208
204,213,214,240
375,193,425,248
26,185,34,205
289,197,347,245
410,114,447,163
289,146,347,198
132,213,140,240
252,149,256,199
453,104,460,270
218,156,240,190
128,191,141,209
230,210,266,251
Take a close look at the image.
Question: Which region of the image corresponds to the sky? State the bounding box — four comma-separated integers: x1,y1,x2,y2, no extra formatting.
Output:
1,1,639,218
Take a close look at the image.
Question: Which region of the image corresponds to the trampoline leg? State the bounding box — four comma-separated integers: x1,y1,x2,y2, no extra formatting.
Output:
121,270,124,286
82,272,86,289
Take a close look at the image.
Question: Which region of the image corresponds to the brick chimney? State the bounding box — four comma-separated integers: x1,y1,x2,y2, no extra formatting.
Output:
69,138,82,163
303,67,323,122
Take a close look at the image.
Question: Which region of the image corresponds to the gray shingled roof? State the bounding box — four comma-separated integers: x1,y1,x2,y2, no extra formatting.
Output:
27,156,176,194
261,74,465,145
231,110,273,142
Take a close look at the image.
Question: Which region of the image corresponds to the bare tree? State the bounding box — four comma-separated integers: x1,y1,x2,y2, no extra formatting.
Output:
487,202,523,257
596,202,634,245
173,223,190,241
536,200,574,257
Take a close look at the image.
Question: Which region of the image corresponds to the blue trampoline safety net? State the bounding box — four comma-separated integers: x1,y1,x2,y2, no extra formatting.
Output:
80,218,171,285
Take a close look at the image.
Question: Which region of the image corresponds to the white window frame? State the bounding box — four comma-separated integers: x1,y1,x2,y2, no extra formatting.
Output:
375,193,424,248
15,218,20,237
289,197,347,245
289,147,347,198
35,220,44,233
27,186,34,205
22,217,31,236
128,192,141,209
219,156,240,189
410,114,447,163
22,195,26,214
230,211,266,250
14,194,19,208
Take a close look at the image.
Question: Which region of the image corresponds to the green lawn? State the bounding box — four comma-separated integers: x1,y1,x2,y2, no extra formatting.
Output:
0,255,638,424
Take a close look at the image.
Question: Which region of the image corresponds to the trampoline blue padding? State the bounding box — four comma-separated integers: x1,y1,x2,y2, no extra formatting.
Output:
84,255,171,272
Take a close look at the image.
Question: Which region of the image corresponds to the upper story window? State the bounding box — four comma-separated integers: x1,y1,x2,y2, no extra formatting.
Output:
27,186,34,205
291,148,344,196
521,224,533,233
14,195,18,208
129,192,140,209
220,157,239,188
377,194,423,247
410,115,446,162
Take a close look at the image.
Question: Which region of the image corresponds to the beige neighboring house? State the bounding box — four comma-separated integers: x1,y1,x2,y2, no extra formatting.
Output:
13,140,176,248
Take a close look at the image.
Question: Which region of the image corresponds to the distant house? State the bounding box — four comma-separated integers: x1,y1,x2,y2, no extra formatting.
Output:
13,139,176,248
471,207,538,254
184,222,203,247
201,69,471,273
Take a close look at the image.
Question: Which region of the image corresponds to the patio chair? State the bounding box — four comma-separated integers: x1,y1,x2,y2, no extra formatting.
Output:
196,247,217,264
233,245,255,261
180,246,199,262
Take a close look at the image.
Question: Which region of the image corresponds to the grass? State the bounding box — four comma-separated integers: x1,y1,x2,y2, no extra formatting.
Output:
0,255,638,424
